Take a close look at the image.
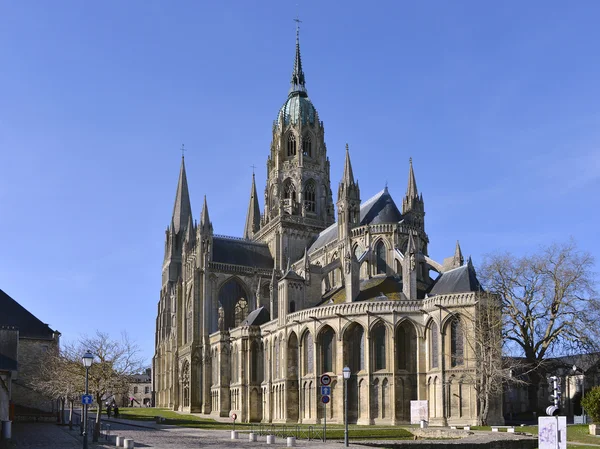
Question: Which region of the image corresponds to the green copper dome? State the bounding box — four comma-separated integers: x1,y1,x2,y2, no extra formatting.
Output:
277,94,317,126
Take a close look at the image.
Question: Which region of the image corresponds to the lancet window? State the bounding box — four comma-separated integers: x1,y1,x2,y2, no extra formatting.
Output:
450,318,464,367
304,333,314,375
430,322,439,369
287,133,297,156
302,134,312,157
304,181,316,213
376,241,386,274
372,323,386,370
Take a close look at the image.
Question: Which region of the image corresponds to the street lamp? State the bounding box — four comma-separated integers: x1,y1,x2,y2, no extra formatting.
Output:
82,351,93,449
573,365,586,423
343,366,351,447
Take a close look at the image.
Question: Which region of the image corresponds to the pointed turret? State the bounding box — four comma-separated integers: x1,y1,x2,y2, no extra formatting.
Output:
337,144,361,241
199,195,213,235
243,173,261,240
454,240,464,267
184,214,195,246
402,233,419,300
289,23,307,96
341,143,355,186
171,157,193,235
402,157,425,229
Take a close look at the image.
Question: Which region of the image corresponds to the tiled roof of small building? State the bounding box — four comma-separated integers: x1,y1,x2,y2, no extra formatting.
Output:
428,263,482,296
212,237,274,269
0,289,57,340
243,306,271,327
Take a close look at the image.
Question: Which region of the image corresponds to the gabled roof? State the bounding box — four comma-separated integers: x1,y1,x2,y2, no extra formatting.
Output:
0,289,57,339
428,263,482,296
243,306,271,327
213,237,274,269
308,188,403,254
281,270,304,281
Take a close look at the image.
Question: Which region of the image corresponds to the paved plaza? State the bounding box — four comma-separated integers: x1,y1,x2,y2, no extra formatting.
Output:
0,418,543,449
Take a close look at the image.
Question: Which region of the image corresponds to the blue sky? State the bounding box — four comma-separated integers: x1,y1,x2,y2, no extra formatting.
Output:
1,1,598,365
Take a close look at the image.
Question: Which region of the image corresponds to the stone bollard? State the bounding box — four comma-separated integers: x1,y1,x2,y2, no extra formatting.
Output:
115,435,124,447
1,421,12,440
249,432,257,442
420,420,428,429
507,427,515,433
123,439,134,448
287,436,296,447
231,430,238,439
266,435,275,444
464,426,471,431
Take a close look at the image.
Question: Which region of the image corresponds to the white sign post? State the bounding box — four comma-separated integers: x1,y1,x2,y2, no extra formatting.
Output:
538,416,566,449
410,400,428,425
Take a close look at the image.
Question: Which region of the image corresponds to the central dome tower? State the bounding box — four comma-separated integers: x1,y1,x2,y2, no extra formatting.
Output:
253,26,335,269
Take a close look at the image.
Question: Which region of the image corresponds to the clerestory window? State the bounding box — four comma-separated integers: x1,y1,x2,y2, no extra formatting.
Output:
287,133,297,156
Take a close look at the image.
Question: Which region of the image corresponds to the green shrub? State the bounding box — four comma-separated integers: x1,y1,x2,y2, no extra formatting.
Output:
581,386,600,423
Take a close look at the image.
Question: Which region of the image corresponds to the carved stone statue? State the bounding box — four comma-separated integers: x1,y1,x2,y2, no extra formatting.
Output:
218,306,225,332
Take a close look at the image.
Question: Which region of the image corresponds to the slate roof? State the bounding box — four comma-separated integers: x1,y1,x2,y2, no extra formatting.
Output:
308,188,403,254
281,270,304,281
359,188,403,225
0,327,18,372
0,289,57,339
212,237,274,269
428,263,482,296
243,306,271,327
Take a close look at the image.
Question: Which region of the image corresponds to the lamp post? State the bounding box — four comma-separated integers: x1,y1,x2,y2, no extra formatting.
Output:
573,365,585,423
82,351,93,449
343,366,351,447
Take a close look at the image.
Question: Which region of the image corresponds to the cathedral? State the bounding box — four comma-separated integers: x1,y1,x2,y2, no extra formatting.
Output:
153,28,503,426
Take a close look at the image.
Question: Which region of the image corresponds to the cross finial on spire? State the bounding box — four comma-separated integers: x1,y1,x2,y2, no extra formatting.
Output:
180,144,187,158
289,15,307,96
250,164,256,175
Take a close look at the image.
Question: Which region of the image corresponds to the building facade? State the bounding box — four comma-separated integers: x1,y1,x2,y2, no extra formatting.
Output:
153,30,502,426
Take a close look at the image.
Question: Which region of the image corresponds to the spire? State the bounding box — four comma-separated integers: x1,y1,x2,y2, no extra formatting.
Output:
200,195,212,233
406,157,418,199
289,20,307,97
407,232,417,255
454,240,464,266
171,157,192,234
243,173,261,240
342,143,355,186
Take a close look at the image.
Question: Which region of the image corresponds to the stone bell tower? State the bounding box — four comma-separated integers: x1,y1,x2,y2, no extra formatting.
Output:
253,26,334,269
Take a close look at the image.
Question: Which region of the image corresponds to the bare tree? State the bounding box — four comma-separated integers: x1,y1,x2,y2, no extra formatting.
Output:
453,294,526,425
480,240,599,413
77,331,144,441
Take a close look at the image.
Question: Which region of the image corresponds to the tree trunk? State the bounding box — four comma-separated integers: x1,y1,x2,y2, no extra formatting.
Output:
528,371,542,415
60,398,65,424
94,396,103,442
69,400,74,430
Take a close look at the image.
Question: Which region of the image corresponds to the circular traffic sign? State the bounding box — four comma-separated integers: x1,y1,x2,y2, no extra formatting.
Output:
321,395,330,404
320,374,331,386
231,413,237,421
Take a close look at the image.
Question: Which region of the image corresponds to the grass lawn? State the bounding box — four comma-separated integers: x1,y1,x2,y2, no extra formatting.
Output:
470,424,600,446
115,408,413,440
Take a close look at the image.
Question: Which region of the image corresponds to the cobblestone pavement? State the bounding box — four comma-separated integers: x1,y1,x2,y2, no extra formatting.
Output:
1,421,540,449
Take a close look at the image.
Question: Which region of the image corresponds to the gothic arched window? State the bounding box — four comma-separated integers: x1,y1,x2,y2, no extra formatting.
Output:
182,360,190,407
344,323,364,372
234,298,248,328
287,133,297,156
274,338,280,379
304,333,314,375
284,179,296,202
320,327,335,373
372,323,386,370
430,322,439,369
304,181,316,213
302,134,312,157
289,300,296,313
376,241,386,274
451,318,464,367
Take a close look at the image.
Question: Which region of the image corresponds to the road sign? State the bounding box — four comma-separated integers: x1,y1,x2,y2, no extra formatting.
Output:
320,374,331,386
321,395,330,404
231,413,237,421
81,394,93,405
321,386,331,396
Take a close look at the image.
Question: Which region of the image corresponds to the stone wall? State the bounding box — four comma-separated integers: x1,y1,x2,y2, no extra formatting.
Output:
12,337,58,412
